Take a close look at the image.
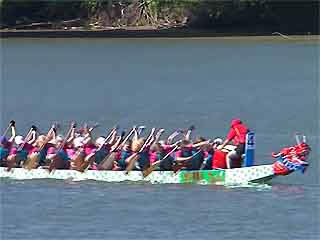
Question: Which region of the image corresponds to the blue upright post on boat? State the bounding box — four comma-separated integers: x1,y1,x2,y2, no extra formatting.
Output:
244,131,255,167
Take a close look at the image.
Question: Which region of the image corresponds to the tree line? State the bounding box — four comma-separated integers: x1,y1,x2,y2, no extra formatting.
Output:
0,0,318,34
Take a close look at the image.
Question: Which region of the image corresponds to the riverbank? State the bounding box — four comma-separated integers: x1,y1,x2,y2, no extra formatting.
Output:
1,27,319,39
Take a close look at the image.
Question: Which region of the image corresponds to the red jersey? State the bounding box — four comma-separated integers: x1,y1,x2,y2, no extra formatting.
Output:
226,122,248,145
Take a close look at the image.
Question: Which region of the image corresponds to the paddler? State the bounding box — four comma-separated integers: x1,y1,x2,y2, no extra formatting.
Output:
114,140,132,170
218,118,249,168
27,124,57,168
0,120,16,167
149,143,174,171
7,125,37,168
131,138,151,170
89,134,116,169
200,139,217,170
174,140,193,170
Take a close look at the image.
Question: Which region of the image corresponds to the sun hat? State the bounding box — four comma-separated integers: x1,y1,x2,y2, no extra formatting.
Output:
73,137,84,148
15,136,24,145
95,136,105,146
213,138,223,145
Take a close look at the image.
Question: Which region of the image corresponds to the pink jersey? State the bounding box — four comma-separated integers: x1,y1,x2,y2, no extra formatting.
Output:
149,151,158,164
162,144,174,153
84,144,97,155
65,148,76,159
175,145,193,158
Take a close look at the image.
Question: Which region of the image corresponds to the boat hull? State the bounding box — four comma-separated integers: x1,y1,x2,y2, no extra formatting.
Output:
0,165,275,185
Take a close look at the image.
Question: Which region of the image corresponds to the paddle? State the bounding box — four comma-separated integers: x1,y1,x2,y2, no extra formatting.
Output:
24,124,56,170
6,126,34,171
137,126,146,136
184,125,195,140
2,120,15,137
125,128,156,174
48,121,76,172
78,126,118,172
97,127,135,170
155,128,165,142
167,130,182,144
142,144,179,178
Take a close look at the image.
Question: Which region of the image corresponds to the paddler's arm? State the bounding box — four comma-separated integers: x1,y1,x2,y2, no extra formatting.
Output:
66,126,76,144
218,139,230,150
108,129,118,145
155,129,165,142
192,140,210,148
133,126,138,142
110,132,123,151
167,130,180,144
184,125,195,141
9,122,16,142
27,126,37,144
175,155,193,162
82,136,92,145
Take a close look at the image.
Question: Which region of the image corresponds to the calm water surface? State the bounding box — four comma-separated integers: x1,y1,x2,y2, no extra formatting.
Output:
0,37,319,239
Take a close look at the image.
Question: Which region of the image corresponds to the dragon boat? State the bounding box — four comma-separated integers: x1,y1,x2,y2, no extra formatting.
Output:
0,164,275,185
0,132,310,185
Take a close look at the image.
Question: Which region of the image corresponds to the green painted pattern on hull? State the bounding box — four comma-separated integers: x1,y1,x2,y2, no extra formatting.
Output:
179,170,225,184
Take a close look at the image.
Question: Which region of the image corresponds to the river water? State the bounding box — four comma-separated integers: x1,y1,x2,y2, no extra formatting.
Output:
0,37,319,240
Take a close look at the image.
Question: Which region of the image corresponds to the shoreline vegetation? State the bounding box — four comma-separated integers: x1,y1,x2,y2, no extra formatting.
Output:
0,0,319,38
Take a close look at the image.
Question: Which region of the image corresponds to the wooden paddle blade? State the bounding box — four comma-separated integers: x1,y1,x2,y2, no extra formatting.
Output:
6,155,17,172
142,164,157,178
24,153,40,170
78,153,96,172
125,154,140,174
70,152,85,170
48,155,68,173
98,152,117,170
173,161,189,173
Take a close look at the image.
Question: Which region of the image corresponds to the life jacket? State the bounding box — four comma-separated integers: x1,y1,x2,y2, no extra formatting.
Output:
158,152,174,171
137,151,150,170
202,151,213,170
188,149,204,170
212,150,228,169
118,150,131,169
0,147,9,166
180,148,192,158
94,148,108,165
